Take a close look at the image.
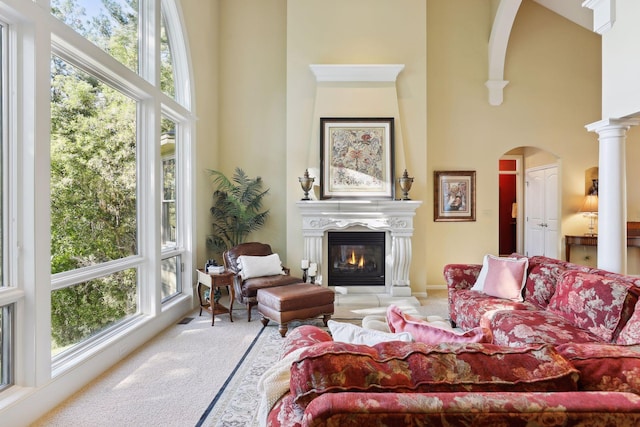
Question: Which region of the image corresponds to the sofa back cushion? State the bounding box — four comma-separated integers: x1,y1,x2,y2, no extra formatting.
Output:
547,270,636,342
290,341,579,407
524,263,566,309
616,297,640,345
556,343,640,394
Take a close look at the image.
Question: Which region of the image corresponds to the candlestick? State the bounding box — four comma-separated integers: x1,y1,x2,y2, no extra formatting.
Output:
308,263,317,280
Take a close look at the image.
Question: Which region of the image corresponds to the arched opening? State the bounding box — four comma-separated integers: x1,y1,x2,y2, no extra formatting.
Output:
500,146,560,258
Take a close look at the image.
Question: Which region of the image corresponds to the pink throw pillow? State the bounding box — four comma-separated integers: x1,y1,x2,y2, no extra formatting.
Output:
472,255,528,302
386,305,491,344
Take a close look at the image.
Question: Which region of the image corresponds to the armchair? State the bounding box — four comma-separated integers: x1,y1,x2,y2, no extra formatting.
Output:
223,242,303,321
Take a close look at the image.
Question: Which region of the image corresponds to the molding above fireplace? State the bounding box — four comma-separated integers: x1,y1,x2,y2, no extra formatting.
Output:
309,64,405,82
297,200,422,296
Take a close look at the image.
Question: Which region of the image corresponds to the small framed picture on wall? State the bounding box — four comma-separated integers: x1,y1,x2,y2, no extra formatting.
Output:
434,170,476,222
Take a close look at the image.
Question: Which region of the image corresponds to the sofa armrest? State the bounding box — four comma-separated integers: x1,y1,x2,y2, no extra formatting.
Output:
443,263,482,307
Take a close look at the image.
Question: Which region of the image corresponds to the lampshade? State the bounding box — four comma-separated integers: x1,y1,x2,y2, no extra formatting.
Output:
579,194,598,214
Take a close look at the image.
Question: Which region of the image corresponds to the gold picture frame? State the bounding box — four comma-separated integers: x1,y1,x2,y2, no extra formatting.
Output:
434,170,476,222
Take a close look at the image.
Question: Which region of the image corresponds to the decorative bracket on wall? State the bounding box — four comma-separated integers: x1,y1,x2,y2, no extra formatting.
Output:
486,0,522,106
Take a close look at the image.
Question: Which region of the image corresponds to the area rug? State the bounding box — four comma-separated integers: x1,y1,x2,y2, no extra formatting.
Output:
196,319,326,427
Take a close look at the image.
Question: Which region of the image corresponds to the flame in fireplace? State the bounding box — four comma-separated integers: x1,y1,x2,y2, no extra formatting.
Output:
348,250,365,269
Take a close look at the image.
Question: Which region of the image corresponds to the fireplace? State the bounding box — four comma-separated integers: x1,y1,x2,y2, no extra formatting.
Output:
297,200,422,296
327,231,385,286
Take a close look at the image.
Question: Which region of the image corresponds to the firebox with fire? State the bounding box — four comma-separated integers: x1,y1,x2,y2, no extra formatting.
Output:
333,247,377,273
327,231,385,286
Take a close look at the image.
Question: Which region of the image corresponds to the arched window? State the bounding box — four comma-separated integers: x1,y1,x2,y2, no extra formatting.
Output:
0,0,194,421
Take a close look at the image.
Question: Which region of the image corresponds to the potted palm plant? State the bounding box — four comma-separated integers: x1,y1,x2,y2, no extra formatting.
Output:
206,167,270,261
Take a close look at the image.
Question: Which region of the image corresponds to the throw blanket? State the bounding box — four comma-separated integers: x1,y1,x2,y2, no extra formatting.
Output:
257,347,306,427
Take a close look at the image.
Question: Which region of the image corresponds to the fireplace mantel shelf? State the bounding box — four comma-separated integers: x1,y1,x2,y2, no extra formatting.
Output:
297,199,422,214
297,199,422,296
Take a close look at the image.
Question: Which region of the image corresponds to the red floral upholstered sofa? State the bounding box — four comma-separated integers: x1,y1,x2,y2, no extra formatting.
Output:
444,254,640,347
259,255,640,426
262,325,640,427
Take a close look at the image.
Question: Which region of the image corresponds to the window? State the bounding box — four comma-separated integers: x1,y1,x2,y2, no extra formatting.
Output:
0,0,193,418
0,305,12,391
50,57,138,273
0,20,12,392
161,117,176,249
161,116,181,301
46,0,191,364
160,9,175,99
51,0,139,73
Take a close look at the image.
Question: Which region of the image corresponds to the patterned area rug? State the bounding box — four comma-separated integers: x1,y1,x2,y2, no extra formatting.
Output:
196,319,327,427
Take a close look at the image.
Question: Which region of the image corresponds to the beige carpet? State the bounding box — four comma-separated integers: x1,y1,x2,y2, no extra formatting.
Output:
32,291,449,427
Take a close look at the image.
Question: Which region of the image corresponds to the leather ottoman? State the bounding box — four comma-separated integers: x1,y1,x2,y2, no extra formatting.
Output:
258,283,335,337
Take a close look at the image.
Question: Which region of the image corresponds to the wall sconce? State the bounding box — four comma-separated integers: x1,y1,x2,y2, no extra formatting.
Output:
298,169,314,200
397,169,414,200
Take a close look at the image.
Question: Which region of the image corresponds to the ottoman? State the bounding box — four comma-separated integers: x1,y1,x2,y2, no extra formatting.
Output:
258,283,335,337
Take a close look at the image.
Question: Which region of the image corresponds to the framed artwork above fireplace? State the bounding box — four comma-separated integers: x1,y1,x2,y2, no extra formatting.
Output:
320,117,395,200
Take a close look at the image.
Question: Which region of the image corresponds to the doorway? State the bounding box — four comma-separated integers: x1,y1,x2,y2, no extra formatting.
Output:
499,155,522,255
499,147,560,258
525,165,559,259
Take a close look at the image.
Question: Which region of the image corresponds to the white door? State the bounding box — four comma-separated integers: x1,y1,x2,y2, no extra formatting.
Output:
525,165,559,258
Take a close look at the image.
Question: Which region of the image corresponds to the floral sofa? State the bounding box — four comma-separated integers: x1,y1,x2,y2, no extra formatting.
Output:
262,325,640,427
444,254,640,347
258,255,640,426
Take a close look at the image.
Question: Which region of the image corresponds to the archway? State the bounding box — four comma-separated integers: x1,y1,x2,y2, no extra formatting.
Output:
500,146,560,257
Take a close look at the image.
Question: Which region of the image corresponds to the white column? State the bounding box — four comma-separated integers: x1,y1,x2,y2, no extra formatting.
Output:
586,118,640,273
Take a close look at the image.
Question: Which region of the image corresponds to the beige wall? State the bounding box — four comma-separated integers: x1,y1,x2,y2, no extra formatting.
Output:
216,0,289,256
284,0,428,289
181,0,219,269
425,0,601,286
184,0,640,291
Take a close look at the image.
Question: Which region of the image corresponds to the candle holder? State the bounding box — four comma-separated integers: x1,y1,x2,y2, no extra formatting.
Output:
298,169,315,200
398,169,414,200
309,275,316,284
302,268,309,283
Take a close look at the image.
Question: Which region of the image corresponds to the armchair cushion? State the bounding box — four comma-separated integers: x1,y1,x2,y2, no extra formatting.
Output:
223,242,275,274
237,253,284,279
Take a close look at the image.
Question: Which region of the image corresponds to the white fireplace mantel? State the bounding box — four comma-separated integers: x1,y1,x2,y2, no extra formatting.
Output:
297,200,422,296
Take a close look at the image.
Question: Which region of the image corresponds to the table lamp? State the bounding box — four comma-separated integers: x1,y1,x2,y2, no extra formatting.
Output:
580,194,598,236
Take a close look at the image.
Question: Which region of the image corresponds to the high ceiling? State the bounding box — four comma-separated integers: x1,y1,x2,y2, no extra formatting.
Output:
533,0,593,31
